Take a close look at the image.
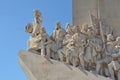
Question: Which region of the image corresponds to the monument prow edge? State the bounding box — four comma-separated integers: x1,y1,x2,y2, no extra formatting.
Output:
18,50,112,80
18,50,37,80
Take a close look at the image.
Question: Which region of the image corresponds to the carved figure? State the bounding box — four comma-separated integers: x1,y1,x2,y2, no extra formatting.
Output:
25,25,40,50
79,39,87,69
32,10,42,37
66,39,79,67
59,23,73,62
71,26,87,67
108,37,120,80
52,22,66,50
37,27,54,57
82,28,97,70
106,34,117,63
108,58,120,80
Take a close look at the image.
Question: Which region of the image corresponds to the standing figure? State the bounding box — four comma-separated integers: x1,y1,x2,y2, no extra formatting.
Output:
58,23,73,62
37,27,53,58
32,10,42,37
52,22,66,50
108,37,120,80
71,25,87,67
28,27,53,58
25,10,42,49
106,34,117,63
79,39,87,69
66,39,79,67
82,27,96,70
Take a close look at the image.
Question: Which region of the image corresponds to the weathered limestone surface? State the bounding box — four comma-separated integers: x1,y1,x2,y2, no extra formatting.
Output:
18,50,112,80
73,0,120,36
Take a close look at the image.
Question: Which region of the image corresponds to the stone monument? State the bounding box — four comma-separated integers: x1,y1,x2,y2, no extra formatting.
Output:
18,0,120,80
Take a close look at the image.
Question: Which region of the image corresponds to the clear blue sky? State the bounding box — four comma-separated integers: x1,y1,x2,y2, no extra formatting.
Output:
0,0,72,80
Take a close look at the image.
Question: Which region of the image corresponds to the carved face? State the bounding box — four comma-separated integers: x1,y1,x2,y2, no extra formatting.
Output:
72,26,79,33
81,39,87,46
107,34,114,41
66,23,70,29
66,25,72,34
87,28,95,37
34,10,42,18
69,40,75,47
56,22,61,30
40,27,46,34
81,23,88,33
116,37,120,46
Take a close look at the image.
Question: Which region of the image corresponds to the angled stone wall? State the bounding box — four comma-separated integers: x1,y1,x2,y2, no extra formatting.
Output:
18,50,112,80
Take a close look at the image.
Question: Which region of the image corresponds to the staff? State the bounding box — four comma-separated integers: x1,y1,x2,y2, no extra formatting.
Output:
97,0,106,50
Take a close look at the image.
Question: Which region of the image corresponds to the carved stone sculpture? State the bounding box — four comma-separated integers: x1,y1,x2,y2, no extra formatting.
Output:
32,10,42,37
108,37,120,80
66,39,79,67
58,23,73,62
52,22,66,50
24,10,120,80
106,34,117,63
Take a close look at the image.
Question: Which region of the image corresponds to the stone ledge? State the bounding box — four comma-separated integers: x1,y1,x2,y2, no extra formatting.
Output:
18,50,112,80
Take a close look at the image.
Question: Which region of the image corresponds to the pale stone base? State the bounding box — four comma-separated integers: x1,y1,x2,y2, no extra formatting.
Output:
18,50,112,80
